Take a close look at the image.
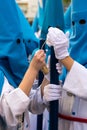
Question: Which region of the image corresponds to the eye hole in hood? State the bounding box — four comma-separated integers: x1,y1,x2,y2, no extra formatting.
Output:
72,21,75,26
79,19,86,24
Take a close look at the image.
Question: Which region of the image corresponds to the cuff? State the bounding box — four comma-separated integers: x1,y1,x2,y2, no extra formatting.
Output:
6,88,30,115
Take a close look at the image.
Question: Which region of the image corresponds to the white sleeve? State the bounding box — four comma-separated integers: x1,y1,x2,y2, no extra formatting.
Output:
1,77,30,125
1,78,46,125
28,87,46,114
63,61,87,99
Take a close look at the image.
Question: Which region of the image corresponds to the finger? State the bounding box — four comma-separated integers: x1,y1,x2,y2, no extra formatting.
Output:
56,62,62,67
56,63,62,74
56,65,62,70
36,52,46,61
35,50,45,56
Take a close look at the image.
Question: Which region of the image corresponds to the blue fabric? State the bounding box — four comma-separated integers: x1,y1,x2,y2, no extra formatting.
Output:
37,0,45,30
40,0,65,66
0,61,17,88
32,0,46,32
40,0,65,39
42,0,46,10
16,4,39,56
30,48,39,62
40,0,65,83
71,0,87,13
59,3,72,82
0,0,29,88
0,70,4,94
16,4,39,43
60,0,87,82
32,15,39,32
64,3,72,34
69,0,87,67
43,0,87,84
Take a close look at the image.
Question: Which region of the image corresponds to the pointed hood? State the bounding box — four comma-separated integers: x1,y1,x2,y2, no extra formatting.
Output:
37,0,46,30
71,0,87,13
64,3,72,33
16,3,39,56
0,0,29,87
32,0,46,32
16,4,39,43
40,0,65,39
69,0,87,67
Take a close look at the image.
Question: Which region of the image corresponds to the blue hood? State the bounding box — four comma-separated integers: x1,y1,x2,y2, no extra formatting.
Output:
16,3,39,56
64,3,72,33
40,0,65,39
32,0,46,32
0,0,29,88
69,0,87,67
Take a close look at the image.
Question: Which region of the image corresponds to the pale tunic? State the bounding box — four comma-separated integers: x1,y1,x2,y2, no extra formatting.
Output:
59,61,87,130
0,77,46,130
28,61,87,130
29,108,49,130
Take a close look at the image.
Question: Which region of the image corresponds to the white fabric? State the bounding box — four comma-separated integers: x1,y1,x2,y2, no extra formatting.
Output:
26,61,87,130
59,61,87,130
0,77,45,130
42,108,49,130
29,108,49,130
29,112,37,130
59,90,75,130
46,27,69,59
56,62,63,74
63,61,87,99
43,84,62,102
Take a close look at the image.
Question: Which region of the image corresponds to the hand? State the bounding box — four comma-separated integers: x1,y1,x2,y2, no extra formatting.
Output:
44,56,63,81
30,49,46,72
46,27,69,60
44,56,50,81
43,84,62,102
56,62,63,74
31,48,49,75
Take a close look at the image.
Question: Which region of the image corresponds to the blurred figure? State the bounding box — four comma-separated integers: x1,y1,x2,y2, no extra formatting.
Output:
64,3,72,34
16,3,40,62
32,0,46,38
46,0,87,128
0,0,62,130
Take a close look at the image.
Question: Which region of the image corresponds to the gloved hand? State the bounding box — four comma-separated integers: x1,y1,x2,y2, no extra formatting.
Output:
44,56,63,81
43,84,62,102
56,62,63,74
46,27,69,60
44,56,50,81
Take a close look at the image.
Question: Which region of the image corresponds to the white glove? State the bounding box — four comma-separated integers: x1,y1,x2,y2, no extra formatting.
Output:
46,27,69,60
43,84,62,102
45,56,63,81
44,56,50,81
56,62,63,74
